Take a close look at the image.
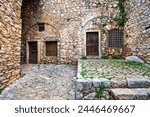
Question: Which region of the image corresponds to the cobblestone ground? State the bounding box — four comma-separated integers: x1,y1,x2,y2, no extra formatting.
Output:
79,59,150,79
0,64,77,100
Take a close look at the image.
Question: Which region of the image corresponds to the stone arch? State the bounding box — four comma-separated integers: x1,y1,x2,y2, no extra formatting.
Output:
81,16,109,30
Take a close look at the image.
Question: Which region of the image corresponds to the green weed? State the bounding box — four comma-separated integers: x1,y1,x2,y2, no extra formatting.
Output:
80,55,87,60
101,54,108,59
0,88,4,95
95,82,105,99
111,55,122,59
80,70,87,78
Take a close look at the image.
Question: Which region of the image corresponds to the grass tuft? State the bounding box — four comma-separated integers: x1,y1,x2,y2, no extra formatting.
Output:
0,88,4,95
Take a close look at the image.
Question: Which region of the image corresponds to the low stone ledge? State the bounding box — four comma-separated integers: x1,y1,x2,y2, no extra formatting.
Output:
127,78,150,88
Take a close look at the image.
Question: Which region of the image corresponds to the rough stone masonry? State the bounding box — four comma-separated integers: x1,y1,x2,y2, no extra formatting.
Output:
0,0,22,87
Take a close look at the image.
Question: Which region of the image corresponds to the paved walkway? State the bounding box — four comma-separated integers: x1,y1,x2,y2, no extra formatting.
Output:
0,64,77,100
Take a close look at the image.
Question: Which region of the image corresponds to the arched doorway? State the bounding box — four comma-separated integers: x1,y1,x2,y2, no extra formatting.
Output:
21,0,41,63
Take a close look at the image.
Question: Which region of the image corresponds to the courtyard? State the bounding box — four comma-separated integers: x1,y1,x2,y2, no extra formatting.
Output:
0,59,150,100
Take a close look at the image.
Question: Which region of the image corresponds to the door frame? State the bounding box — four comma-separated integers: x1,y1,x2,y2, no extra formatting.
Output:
26,40,40,64
85,30,101,57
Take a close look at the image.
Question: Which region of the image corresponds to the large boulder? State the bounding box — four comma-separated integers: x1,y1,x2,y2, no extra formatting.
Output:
125,55,144,63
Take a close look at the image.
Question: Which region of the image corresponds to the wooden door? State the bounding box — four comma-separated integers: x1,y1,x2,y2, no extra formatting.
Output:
29,42,37,64
86,32,99,56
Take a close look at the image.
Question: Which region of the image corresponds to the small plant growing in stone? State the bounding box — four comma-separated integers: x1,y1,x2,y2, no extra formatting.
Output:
0,88,4,95
101,54,108,59
80,55,87,60
95,82,105,99
89,72,94,78
80,70,87,78
111,55,122,59
113,0,127,26
81,63,87,69
43,60,49,64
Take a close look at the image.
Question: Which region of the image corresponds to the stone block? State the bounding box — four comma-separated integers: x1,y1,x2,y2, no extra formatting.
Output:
76,78,92,91
127,78,150,88
126,55,144,63
93,78,111,88
100,78,111,88
93,78,101,88
110,88,135,100
111,78,127,88
133,89,149,100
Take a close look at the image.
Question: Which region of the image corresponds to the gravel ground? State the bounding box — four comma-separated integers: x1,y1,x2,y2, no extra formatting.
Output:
0,64,77,100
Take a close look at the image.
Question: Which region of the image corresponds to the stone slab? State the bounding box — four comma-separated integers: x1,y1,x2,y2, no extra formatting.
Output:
133,89,149,100
93,78,111,88
111,78,127,88
76,78,92,91
100,78,111,88
111,88,150,100
127,78,150,88
110,88,135,100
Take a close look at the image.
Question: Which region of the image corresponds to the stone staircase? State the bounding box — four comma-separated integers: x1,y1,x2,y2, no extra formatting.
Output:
110,78,150,100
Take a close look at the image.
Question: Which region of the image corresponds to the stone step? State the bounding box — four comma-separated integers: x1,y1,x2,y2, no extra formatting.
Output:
111,78,150,88
110,88,150,100
76,78,150,91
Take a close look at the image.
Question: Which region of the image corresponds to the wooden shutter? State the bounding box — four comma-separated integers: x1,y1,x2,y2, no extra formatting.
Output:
46,41,57,56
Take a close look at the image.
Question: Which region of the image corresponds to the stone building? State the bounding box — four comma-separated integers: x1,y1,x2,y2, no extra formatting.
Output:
21,0,122,64
0,0,150,87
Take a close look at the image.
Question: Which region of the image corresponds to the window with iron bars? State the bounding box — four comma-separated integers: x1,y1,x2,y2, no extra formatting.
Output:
108,29,124,48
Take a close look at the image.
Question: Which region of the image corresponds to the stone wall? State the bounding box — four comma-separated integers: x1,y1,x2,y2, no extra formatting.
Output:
21,0,121,64
0,0,22,87
75,78,150,100
125,0,150,62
